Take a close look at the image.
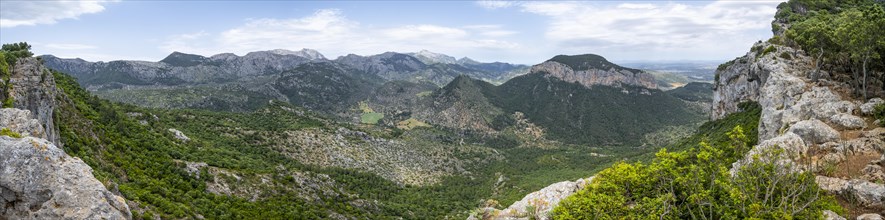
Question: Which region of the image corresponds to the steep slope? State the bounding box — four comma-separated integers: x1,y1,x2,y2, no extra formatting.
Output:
711,0,885,218
414,75,505,133
1,56,130,219
334,52,429,81
667,82,713,102
273,62,384,116
494,73,701,146
712,41,885,218
7,57,60,145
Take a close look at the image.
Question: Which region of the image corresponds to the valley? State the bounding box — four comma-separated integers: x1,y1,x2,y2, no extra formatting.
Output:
3,46,710,219
2,0,884,219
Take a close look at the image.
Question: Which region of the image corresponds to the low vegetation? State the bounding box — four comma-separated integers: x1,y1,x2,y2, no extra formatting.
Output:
554,103,841,219
0,127,22,138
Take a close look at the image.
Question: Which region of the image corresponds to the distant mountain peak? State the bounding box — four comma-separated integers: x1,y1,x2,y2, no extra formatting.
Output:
160,51,208,67
409,50,456,64
547,54,640,73
456,57,480,65
267,48,326,60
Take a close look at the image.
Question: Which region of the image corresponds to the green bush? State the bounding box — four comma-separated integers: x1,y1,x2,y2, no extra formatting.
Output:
874,103,885,126
554,124,839,219
0,128,22,138
760,45,778,57
780,51,793,60
717,59,736,71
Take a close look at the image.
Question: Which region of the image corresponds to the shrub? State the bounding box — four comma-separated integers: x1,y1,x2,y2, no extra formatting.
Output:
717,59,736,72
780,51,793,60
874,103,885,126
760,45,778,57
553,126,840,219
0,128,22,138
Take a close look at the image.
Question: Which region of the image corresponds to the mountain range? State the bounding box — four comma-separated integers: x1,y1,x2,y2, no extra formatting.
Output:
42,49,707,146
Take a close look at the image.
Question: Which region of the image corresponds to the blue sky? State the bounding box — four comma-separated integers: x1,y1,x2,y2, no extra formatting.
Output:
0,1,781,64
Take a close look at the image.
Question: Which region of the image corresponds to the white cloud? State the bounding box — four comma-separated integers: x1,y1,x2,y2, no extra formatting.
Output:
44,43,97,50
464,25,518,37
617,3,656,10
476,1,516,9
160,31,211,54
0,1,114,28
161,9,521,59
518,1,780,60
384,25,468,40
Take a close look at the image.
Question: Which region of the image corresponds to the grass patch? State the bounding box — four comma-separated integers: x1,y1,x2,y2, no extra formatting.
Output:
361,112,384,124
396,118,430,130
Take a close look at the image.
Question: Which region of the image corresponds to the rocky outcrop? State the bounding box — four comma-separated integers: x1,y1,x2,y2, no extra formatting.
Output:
1,136,131,219
531,58,657,90
470,177,593,220
824,210,847,220
788,119,840,146
711,43,799,121
8,57,59,146
858,214,884,220
168,128,190,142
1,108,131,219
0,108,46,139
861,98,884,115
816,176,885,212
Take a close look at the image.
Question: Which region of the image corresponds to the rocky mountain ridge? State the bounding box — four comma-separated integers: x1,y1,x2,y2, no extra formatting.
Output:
533,54,658,90
40,49,529,114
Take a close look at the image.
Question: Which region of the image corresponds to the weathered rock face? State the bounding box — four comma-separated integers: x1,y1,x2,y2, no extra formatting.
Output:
1,135,131,219
711,42,806,122
531,60,657,90
816,176,885,212
0,108,46,139
788,119,840,146
861,98,884,115
714,36,885,218
470,177,593,220
8,57,60,146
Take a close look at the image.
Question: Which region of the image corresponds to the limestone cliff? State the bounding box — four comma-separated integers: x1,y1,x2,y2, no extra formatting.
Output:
531,54,657,90
8,57,60,146
713,41,885,217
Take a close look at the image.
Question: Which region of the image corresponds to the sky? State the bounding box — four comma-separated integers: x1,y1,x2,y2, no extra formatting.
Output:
0,0,782,64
